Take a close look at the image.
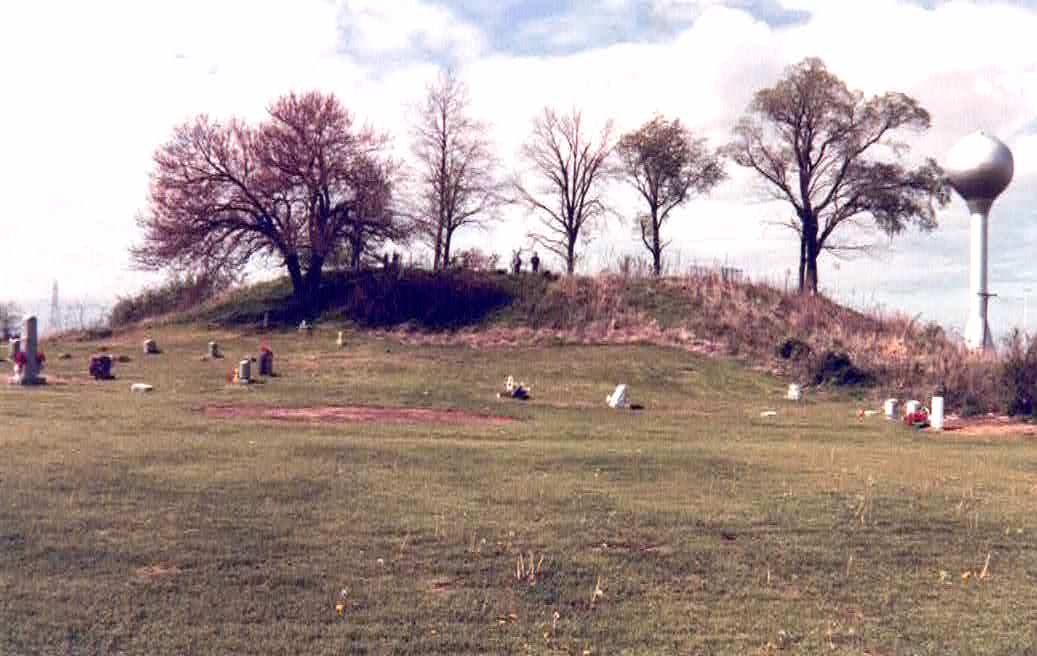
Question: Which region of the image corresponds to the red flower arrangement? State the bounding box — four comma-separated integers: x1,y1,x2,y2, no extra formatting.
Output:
903,409,930,429
12,351,45,368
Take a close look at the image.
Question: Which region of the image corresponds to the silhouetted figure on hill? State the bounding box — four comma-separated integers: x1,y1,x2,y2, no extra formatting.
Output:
512,251,522,275
530,251,540,273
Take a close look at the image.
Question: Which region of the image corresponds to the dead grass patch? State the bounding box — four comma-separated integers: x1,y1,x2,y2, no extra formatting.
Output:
134,563,181,580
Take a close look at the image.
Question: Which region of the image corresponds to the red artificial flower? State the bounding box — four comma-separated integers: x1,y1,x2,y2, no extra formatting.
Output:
13,351,27,366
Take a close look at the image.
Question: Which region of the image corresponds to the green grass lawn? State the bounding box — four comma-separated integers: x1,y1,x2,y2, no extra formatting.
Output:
2,326,1037,655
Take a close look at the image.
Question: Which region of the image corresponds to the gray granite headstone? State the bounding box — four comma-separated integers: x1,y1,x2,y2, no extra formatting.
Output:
10,316,44,385
237,359,251,384
258,350,273,376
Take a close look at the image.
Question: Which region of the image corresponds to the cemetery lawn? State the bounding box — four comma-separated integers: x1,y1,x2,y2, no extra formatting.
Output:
3,326,1037,655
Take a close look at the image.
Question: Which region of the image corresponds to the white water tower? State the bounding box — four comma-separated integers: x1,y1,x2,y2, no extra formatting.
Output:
944,131,1014,352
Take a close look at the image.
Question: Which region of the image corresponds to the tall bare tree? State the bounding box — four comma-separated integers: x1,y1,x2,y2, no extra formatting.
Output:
727,58,949,294
410,69,506,270
134,91,397,314
515,107,614,275
617,116,726,276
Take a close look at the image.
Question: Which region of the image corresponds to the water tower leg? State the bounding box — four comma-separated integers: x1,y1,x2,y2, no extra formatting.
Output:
965,208,994,352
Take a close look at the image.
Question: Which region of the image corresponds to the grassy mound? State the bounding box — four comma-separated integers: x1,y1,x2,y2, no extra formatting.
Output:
112,268,1019,415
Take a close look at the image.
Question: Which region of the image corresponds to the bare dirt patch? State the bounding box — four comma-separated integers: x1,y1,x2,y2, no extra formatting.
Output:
939,414,1037,439
202,403,516,426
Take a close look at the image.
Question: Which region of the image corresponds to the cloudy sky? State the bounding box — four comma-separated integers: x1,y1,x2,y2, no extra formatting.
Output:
2,0,1036,338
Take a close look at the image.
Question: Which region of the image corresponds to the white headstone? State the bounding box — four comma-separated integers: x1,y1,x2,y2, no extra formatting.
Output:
130,383,154,393
336,331,345,347
883,398,898,419
143,338,158,354
930,396,945,430
786,384,801,401
904,400,921,416
606,384,629,409
237,359,251,384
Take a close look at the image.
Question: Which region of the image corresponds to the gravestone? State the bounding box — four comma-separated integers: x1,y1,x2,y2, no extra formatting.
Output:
143,338,159,355
258,349,273,376
10,317,45,385
237,359,251,385
606,384,629,409
8,337,21,361
299,320,312,336
337,331,345,348
208,341,220,358
89,354,114,380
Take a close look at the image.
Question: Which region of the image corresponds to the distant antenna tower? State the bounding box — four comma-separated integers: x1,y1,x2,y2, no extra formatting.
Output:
50,280,62,332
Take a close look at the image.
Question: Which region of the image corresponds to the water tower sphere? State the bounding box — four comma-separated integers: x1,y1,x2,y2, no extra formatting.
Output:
944,131,1014,202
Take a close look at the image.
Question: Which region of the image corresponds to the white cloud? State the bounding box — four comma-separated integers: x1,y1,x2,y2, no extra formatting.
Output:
336,0,485,62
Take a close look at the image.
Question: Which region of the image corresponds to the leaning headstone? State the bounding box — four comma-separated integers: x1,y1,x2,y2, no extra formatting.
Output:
89,354,114,380
237,359,252,385
258,348,274,376
208,341,220,358
606,384,629,409
143,338,159,355
10,317,45,385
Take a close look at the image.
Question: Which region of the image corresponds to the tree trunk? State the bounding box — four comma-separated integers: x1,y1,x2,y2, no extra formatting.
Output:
798,235,806,293
652,218,662,277
802,218,819,295
303,254,325,316
443,228,453,270
432,220,443,270
286,253,307,307
566,239,576,275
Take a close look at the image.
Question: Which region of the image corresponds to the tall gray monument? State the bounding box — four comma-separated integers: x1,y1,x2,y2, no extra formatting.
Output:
9,316,45,385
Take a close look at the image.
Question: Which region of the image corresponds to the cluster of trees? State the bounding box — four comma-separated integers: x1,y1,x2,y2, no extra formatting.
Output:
135,58,949,313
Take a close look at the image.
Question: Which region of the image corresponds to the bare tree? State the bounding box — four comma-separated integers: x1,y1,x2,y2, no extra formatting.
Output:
0,302,21,340
134,91,398,314
727,58,949,294
617,115,726,276
410,69,506,270
515,107,615,275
